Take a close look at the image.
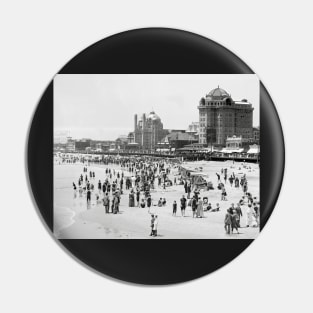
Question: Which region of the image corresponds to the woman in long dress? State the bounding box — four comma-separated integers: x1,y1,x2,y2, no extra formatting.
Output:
129,190,135,207
197,197,204,218
199,198,204,218
246,204,252,227
251,210,258,227
231,211,240,234
224,209,232,234
113,196,119,214
153,215,159,237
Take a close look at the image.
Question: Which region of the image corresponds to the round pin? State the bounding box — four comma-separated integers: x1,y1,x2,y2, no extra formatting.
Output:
27,28,285,284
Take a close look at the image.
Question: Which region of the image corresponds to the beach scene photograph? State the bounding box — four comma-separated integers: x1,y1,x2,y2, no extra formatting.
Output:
54,74,260,239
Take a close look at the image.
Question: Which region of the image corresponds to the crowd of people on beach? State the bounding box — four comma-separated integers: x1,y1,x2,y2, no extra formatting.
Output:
73,166,123,214
214,166,259,234
67,154,259,238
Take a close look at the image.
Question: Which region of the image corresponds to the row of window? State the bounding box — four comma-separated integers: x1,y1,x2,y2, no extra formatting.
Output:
202,102,229,106
200,112,251,117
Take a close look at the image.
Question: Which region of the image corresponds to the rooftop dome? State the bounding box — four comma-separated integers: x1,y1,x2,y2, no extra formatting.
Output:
206,86,230,100
147,111,160,120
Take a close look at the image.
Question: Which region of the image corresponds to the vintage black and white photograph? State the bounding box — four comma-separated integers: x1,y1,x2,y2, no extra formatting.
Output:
54,74,260,239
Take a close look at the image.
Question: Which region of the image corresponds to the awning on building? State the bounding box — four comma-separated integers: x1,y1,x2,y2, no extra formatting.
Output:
247,145,260,154
247,148,259,154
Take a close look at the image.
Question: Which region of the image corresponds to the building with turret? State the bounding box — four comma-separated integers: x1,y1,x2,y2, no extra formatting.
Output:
198,87,254,145
134,111,168,150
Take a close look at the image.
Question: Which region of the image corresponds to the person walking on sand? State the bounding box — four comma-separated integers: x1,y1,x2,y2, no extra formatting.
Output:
231,210,240,234
180,195,187,217
216,173,221,183
235,203,243,227
136,189,140,207
73,182,77,198
79,186,83,198
102,182,106,194
113,195,119,214
147,194,152,208
149,214,155,236
153,215,159,237
224,208,232,234
191,196,197,218
86,189,91,204
199,197,204,217
251,209,258,227
184,181,188,193
103,193,109,213
196,197,204,218
187,183,191,199
235,177,239,188
129,189,135,207
253,203,260,226
172,200,177,216
221,186,227,201
246,204,253,227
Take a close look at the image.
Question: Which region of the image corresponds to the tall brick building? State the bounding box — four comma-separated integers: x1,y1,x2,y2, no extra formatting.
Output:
198,87,253,145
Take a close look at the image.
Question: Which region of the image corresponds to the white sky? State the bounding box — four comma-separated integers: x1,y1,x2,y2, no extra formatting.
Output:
54,74,259,140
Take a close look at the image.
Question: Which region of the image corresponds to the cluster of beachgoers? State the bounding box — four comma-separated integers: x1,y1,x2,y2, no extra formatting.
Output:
54,153,260,239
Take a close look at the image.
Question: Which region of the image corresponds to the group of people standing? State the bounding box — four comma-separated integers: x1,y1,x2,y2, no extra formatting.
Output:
73,165,123,214
223,190,259,235
174,193,205,218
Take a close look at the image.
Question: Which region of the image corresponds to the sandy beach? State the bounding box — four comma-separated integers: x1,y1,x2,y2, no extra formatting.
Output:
54,160,259,239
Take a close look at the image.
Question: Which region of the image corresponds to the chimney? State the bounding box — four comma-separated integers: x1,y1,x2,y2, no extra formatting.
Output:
134,114,137,131
142,113,146,148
